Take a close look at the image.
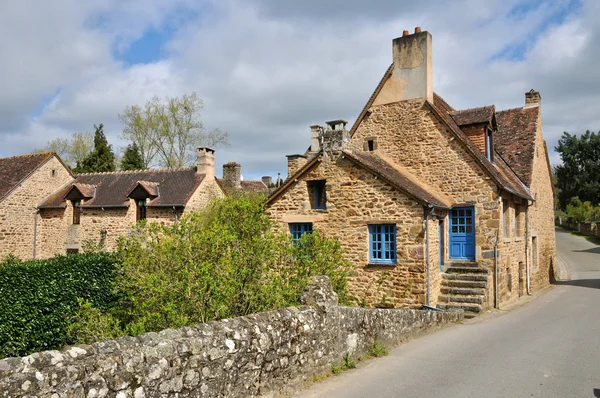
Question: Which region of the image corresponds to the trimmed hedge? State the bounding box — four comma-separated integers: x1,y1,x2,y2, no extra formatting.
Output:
0,253,118,358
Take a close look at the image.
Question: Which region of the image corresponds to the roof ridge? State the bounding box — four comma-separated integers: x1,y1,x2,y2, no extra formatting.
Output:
0,151,54,161
496,105,527,114
451,105,495,114
75,166,194,176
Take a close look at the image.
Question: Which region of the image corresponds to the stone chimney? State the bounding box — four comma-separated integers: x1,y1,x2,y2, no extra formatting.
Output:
391,27,433,103
321,120,350,153
310,125,324,153
261,176,273,186
196,147,215,177
223,162,242,188
525,89,541,107
286,154,307,178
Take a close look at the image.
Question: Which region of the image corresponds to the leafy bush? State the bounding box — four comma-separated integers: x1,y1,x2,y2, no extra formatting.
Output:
565,197,600,222
77,195,351,338
0,253,118,358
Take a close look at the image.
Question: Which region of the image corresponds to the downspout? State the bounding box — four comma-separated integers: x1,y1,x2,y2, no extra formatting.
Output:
494,233,499,308
173,206,179,224
425,205,432,307
525,202,531,295
33,209,39,259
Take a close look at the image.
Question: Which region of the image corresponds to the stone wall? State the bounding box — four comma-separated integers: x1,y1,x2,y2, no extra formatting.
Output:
0,276,463,398
0,156,72,261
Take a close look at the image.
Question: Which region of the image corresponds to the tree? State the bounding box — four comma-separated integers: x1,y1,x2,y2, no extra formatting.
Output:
555,130,600,209
120,142,144,171
119,93,228,168
35,132,94,169
73,124,116,174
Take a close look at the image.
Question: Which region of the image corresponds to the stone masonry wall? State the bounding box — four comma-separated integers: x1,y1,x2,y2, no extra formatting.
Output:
0,276,463,398
267,154,428,308
528,114,557,291
0,157,72,261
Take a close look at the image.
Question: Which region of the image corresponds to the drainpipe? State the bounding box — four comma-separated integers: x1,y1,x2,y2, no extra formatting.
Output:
494,233,499,309
33,209,39,259
525,202,531,295
425,205,432,307
172,206,178,224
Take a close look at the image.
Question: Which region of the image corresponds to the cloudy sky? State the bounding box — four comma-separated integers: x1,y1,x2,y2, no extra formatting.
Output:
0,0,594,179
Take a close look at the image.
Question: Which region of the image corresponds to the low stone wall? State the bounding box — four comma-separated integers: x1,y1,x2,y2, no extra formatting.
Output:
556,219,600,238
0,276,462,398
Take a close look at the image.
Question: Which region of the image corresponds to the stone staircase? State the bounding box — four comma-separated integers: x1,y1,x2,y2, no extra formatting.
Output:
438,262,489,319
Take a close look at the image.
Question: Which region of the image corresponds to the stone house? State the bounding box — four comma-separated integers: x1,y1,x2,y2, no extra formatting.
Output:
0,147,267,260
266,28,556,316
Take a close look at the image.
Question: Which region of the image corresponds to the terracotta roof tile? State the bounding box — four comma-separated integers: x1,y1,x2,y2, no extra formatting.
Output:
495,106,539,186
40,168,206,208
0,152,56,202
343,151,453,208
451,106,495,126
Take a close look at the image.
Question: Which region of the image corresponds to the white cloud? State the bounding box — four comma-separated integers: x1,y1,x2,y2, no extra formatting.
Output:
1,0,598,175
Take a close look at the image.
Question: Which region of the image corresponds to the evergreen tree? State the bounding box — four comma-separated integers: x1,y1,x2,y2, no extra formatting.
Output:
120,142,145,171
74,124,116,174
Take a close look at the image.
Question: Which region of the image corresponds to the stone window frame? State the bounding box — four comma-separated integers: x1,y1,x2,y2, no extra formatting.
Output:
514,206,524,238
502,199,511,239
368,224,397,265
363,137,378,152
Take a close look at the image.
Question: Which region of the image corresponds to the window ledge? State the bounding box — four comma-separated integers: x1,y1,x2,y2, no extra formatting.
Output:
314,209,328,213
366,262,397,268
514,237,524,242
503,237,514,243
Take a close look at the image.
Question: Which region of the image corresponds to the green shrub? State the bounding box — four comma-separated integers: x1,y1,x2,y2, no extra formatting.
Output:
75,195,351,338
368,339,389,358
0,252,118,358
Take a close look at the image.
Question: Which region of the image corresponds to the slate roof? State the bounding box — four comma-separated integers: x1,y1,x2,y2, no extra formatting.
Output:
0,152,62,202
450,106,496,126
39,168,206,209
342,151,453,208
495,106,539,186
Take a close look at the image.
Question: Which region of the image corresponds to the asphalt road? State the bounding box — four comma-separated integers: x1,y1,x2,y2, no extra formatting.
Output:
295,228,600,398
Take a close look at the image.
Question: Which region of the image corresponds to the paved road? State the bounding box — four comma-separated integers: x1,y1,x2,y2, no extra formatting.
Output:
295,228,600,398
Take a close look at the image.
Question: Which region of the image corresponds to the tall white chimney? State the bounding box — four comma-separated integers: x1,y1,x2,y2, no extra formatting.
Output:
390,27,433,103
196,147,215,177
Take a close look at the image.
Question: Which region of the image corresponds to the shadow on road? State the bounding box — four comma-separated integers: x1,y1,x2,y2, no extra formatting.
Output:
554,279,600,290
572,247,600,254
593,388,600,398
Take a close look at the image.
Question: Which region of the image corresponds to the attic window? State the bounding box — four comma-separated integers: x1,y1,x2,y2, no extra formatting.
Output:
51,169,57,177
364,138,377,152
307,180,327,210
486,130,494,162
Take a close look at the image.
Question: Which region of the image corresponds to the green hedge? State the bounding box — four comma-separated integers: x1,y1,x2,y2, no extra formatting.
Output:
0,253,118,358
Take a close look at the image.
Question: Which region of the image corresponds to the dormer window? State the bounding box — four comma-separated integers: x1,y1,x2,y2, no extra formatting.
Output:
486,130,494,162
72,200,81,225
136,199,147,221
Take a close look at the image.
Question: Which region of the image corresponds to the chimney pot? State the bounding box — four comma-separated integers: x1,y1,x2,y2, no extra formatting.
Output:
402,30,409,37
415,27,421,33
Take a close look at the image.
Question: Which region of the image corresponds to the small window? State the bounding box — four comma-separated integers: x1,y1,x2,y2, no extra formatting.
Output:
289,223,313,242
51,169,57,177
367,140,374,151
72,200,81,225
514,206,523,237
307,180,326,210
136,199,147,221
363,138,377,152
66,248,79,255
369,224,397,265
503,199,510,238
486,131,494,162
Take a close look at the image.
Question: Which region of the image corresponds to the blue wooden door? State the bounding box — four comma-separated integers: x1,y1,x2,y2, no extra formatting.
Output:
438,220,445,270
449,208,475,260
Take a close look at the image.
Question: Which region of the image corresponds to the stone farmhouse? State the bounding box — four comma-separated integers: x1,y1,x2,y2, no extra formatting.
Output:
266,28,556,316
0,147,268,260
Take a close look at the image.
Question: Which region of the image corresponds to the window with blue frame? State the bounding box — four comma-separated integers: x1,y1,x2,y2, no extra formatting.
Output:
307,180,326,210
369,224,397,264
486,130,494,162
289,223,313,242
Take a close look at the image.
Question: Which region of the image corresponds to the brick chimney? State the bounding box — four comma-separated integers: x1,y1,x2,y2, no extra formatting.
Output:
196,147,215,177
391,27,433,103
223,162,241,188
286,154,307,178
525,89,541,107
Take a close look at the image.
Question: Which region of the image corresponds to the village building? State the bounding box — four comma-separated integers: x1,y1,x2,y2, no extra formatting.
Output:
0,147,267,260
266,28,556,316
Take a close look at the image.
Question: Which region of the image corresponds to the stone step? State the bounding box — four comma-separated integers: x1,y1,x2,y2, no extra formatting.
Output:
439,295,484,304
463,312,478,319
440,287,486,296
438,303,483,313
442,280,487,289
446,261,480,267
442,273,489,282
446,267,489,274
